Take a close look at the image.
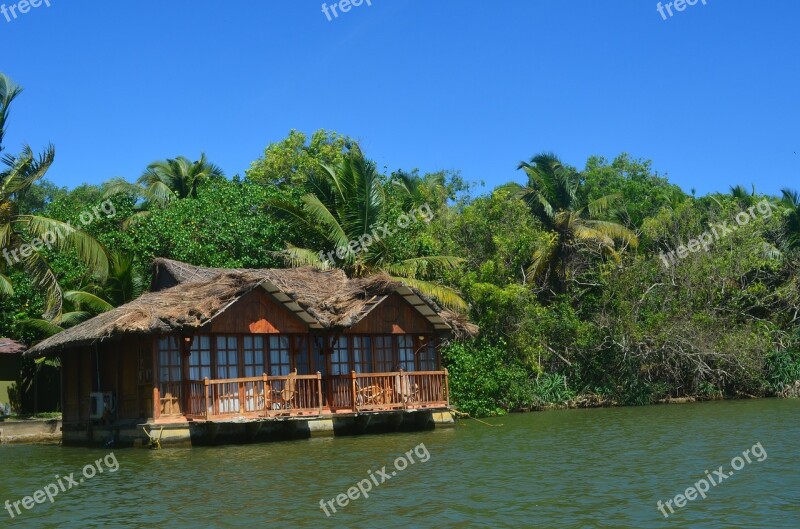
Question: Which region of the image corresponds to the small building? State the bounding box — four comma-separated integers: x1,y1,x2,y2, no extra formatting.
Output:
27,259,476,446
0,338,25,413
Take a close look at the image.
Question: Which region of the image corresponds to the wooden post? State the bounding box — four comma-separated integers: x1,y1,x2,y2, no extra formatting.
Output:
153,386,160,420
400,368,406,410
444,368,450,407
203,378,210,419
350,371,357,411
316,372,323,414
238,380,245,415
262,373,269,417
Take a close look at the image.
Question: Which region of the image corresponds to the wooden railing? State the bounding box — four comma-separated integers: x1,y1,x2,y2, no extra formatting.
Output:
179,370,448,420
333,370,449,412
186,373,324,420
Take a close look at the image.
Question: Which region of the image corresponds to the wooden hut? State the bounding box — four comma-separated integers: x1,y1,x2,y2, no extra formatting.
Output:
26,259,476,445
0,338,25,412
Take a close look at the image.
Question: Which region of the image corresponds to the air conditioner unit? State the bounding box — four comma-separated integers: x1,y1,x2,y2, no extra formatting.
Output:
89,392,115,420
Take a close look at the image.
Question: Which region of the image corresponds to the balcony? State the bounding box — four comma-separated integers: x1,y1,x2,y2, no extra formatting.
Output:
155,370,450,421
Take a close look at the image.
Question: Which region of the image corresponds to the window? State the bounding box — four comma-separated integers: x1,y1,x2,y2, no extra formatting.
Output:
189,336,212,381
158,336,182,384
374,336,394,372
269,335,291,376
398,335,415,371
216,335,239,379
352,336,372,373
419,338,438,371
243,336,266,377
331,336,350,375
313,336,327,378
293,336,311,375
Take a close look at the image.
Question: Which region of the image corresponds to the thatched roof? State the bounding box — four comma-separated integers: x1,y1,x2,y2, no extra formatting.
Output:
27,259,477,356
0,338,26,355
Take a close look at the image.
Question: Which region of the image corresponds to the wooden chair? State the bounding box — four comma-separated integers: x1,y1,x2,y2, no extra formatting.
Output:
272,369,298,410
356,383,384,407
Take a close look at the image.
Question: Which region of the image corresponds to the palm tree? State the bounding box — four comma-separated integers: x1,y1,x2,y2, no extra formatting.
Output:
780,188,800,251
104,153,224,225
267,145,466,310
24,251,145,337
505,152,638,294
0,73,108,319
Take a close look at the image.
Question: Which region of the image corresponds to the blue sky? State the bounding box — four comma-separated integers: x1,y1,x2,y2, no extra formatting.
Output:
1,0,798,197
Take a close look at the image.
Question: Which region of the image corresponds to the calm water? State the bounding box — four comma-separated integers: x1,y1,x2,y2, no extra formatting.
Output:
1,399,798,528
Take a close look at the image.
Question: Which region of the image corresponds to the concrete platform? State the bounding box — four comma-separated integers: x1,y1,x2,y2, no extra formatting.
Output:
61,409,455,448
0,419,62,444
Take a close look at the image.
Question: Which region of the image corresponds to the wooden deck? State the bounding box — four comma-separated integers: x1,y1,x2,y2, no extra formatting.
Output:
154,370,449,422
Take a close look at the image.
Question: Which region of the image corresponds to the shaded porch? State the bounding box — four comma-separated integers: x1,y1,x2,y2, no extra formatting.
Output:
155,369,450,422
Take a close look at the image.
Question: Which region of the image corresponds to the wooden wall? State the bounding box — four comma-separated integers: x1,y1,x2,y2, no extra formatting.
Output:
60,335,153,424
347,293,435,335
208,289,308,334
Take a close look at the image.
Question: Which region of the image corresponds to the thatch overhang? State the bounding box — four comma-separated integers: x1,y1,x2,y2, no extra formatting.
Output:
26,259,477,357
0,338,26,355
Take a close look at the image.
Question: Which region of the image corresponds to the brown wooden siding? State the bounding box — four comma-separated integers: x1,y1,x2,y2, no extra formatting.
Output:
207,289,308,334
346,293,435,335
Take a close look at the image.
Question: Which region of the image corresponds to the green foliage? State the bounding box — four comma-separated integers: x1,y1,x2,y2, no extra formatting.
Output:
128,177,290,268
2,85,799,418
765,348,800,393
443,338,517,416
246,129,351,188
583,154,686,227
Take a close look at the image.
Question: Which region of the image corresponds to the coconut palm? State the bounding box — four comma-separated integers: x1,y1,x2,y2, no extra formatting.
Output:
267,145,466,310
104,153,224,225
780,188,800,251
23,251,145,337
0,73,108,319
730,184,757,207
505,152,638,294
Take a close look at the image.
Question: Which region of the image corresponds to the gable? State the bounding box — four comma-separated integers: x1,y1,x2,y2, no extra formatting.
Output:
346,292,436,334
207,289,309,334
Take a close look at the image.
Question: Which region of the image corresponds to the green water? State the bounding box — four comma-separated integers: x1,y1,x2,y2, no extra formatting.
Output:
1,399,798,528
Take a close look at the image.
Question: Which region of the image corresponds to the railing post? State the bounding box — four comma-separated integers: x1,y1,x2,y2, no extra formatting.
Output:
238,380,245,415
262,373,269,417
203,378,209,419
351,371,357,412
400,369,406,410
317,372,323,415
444,368,450,407
153,386,160,420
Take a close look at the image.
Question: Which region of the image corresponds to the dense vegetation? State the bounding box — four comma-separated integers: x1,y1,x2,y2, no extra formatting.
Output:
2,73,799,415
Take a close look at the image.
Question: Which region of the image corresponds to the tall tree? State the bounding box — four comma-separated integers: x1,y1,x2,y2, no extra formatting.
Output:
505,152,638,294
780,188,800,251
267,145,466,310
246,129,351,188
0,73,108,319
104,153,224,225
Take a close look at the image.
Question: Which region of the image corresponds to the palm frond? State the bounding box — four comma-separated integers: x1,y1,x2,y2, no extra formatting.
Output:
580,220,639,248
275,245,332,269
64,290,114,313
586,193,622,218
22,215,109,279
59,311,93,327
300,194,350,250
20,318,64,338
0,272,13,298
387,275,467,312
18,251,62,319
382,256,464,279
103,177,142,199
